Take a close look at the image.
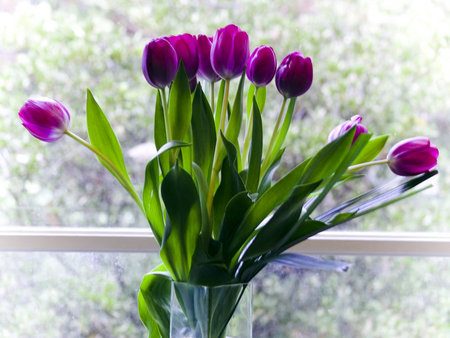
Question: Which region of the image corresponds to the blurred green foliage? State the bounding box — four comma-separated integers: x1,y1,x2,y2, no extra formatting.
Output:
0,0,449,336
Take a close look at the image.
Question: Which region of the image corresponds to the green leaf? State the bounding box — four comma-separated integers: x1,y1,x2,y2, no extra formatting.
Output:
352,134,389,166
160,164,202,281
218,191,253,256
192,162,209,245
168,62,192,141
345,171,438,218
86,89,132,187
275,133,372,254
245,97,263,193
154,90,169,175
226,158,311,261
212,133,246,238
258,148,285,195
300,127,356,184
225,71,246,147
143,141,191,244
188,237,234,286
191,84,216,181
139,264,172,338
240,180,321,261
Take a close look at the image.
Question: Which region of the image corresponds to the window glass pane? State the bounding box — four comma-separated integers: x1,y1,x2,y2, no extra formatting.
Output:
1,0,448,229
1,252,448,337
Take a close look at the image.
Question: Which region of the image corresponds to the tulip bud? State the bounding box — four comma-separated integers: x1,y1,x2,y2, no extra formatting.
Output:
246,45,277,87
142,38,178,89
275,51,313,98
167,34,199,80
19,97,71,142
387,137,439,176
328,115,368,145
211,24,250,80
197,35,220,82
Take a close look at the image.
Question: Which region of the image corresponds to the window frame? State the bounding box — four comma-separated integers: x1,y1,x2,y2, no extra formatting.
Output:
1,227,449,256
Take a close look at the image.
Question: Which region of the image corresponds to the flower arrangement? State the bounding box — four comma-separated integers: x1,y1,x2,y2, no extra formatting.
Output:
19,24,438,337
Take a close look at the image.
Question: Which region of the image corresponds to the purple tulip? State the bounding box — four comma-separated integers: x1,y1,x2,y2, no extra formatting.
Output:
19,97,71,142
275,51,313,98
246,45,277,87
142,38,178,89
197,35,220,82
328,115,368,145
167,34,199,80
387,137,439,176
211,24,250,80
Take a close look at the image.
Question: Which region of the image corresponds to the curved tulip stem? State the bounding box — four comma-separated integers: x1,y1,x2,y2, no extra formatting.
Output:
347,159,389,172
261,96,287,174
241,87,259,168
64,130,145,214
206,79,230,228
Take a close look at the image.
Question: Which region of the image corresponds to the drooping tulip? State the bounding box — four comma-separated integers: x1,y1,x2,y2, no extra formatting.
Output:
19,97,71,142
142,38,178,89
167,34,199,80
328,115,368,145
197,35,220,82
246,45,277,87
387,137,439,176
275,51,313,98
211,24,249,80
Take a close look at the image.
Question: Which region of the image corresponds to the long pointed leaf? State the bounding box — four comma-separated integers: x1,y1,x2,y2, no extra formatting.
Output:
212,133,246,238
86,89,132,186
192,84,216,181
143,141,190,244
160,164,202,281
168,62,192,141
246,97,263,193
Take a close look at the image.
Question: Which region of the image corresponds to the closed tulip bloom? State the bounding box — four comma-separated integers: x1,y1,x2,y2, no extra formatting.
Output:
142,38,178,88
328,115,368,145
211,24,249,80
197,35,220,82
167,34,199,80
246,45,277,87
275,51,313,98
387,137,439,176
19,97,71,142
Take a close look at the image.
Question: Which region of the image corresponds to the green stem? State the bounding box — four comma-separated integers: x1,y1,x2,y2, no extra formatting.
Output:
347,158,389,172
261,96,288,174
65,130,145,214
210,81,215,115
241,87,259,168
159,88,171,141
206,79,230,228
159,87,176,165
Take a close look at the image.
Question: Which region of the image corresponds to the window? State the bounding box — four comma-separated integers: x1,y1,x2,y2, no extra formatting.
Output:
1,0,449,336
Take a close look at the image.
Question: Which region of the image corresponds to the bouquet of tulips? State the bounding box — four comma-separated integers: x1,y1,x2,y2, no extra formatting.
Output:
19,24,438,337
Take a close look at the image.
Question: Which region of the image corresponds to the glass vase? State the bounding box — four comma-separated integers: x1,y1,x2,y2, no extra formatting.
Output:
170,282,252,338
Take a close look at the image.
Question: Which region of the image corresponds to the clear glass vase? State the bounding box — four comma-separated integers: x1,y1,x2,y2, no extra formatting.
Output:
170,282,252,338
